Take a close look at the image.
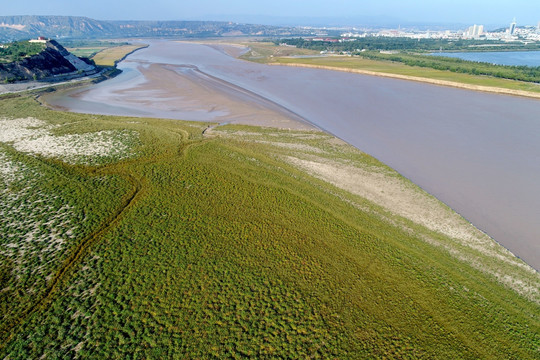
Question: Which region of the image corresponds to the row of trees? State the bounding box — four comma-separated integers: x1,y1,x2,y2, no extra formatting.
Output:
276,38,540,83
276,37,540,52
359,51,540,83
0,41,45,63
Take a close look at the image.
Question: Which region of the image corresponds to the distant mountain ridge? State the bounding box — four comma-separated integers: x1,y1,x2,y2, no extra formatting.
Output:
0,15,308,42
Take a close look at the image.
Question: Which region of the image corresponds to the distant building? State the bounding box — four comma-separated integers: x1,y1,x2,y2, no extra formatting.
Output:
509,18,517,35
29,36,48,44
464,24,484,39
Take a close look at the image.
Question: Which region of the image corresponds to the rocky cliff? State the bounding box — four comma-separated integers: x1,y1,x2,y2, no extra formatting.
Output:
0,40,96,82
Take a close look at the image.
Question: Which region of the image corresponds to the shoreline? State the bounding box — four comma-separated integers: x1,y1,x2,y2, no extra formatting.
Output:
268,62,540,100
43,60,316,131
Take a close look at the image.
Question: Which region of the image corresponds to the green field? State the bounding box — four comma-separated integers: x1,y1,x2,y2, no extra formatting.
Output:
66,43,147,66
0,95,538,358
90,45,148,67
67,47,106,58
240,42,320,61
65,40,130,59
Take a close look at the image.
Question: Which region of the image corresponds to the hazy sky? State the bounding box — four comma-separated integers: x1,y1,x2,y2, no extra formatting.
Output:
4,0,540,26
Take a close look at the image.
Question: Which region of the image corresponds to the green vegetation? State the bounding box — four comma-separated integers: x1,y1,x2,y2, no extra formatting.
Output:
239,41,319,62
277,37,540,53
62,40,130,48
90,44,148,67
273,37,540,85
64,40,130,59
359,51,540,83
0,95,538,358
0,41,45,63
246,43,540,94
0,146,131,338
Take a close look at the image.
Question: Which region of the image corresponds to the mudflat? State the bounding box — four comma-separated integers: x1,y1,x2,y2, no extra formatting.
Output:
46,55,313,130
44,40,540,270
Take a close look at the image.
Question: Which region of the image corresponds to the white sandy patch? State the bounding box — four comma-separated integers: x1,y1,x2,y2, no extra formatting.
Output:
0,117,137,164
0,118,48,143
0,151,78,290
14,130,134,161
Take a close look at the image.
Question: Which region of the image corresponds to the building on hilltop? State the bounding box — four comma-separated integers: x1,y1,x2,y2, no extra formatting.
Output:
29,36,48,44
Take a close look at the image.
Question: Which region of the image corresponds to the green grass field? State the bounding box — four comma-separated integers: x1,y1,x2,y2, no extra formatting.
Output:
240,42,320,61
67,47,106,58
90,45,148,67
66,44,148,66
0,95,538,358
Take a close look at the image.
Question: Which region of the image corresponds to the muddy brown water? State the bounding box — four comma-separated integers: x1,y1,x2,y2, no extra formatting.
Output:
45,40,540,270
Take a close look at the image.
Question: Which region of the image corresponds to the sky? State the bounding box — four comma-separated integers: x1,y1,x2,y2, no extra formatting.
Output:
3,0,540,27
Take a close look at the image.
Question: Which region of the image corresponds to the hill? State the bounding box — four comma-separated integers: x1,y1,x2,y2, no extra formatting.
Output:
0,15,310,42
0,39,96,83
0,95,538,358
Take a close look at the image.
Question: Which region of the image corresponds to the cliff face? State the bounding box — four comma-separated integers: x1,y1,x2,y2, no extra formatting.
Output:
0,40,95,82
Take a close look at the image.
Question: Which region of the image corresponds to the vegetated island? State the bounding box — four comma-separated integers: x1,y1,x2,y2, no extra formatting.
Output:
0,78,539,357
240,39,540,99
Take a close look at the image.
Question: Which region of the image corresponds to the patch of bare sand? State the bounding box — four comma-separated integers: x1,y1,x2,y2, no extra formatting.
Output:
0,117,136,164
124,63,315,130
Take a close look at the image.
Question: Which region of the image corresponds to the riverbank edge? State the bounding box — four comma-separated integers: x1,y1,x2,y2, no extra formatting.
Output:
268,62,540,100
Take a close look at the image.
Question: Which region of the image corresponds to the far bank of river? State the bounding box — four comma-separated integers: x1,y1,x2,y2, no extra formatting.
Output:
44,40,540,271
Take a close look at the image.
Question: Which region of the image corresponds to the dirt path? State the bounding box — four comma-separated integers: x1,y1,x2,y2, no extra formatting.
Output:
0,167,141,348
0,128,201,349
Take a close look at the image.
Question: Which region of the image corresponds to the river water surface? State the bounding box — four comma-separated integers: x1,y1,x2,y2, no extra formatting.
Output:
45,41,540,270
431,50,540,67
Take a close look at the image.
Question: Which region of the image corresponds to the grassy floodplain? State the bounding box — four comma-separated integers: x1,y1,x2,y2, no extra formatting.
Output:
241,42,540,96
0,93,538,358
90,44,149,67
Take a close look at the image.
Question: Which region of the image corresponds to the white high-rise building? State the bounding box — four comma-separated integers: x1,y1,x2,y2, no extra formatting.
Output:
465,24,484,38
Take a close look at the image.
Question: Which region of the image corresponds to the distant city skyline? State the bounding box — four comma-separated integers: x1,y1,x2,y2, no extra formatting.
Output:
3,0,540,27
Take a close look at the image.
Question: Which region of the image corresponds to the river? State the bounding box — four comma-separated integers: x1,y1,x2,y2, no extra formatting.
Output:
44,40,540,270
